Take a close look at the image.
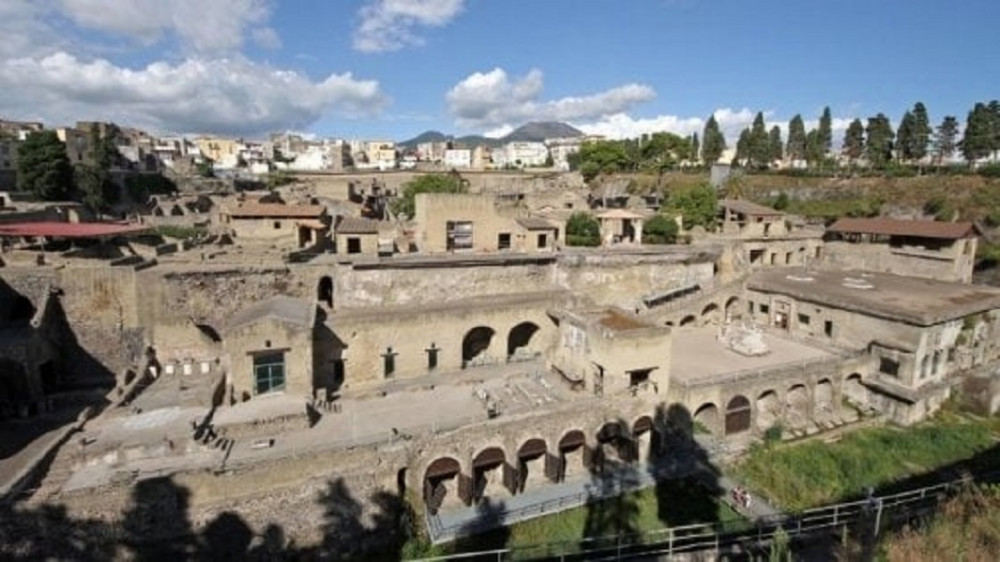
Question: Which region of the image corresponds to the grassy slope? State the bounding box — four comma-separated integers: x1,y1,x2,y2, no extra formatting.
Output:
735,412,1000,511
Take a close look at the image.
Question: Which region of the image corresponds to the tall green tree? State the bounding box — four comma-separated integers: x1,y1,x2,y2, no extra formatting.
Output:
15,131,73,200
75,123,121,212
734,128,751,165
989,100,1000,161
565,211,601,246
865,113,895,169
768,125,783,162
667,183,717,230
961,103,992,163
786,114,807,162
818,106,833,155
748,111,771,168
933,116,959,164
843,118,865,163
911,102,931,162
701,115,726,165
896,110,915,162
689,133,700,165
805,129,824,166
390,173,467,218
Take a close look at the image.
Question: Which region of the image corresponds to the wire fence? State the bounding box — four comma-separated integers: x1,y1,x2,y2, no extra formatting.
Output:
413,471,999,561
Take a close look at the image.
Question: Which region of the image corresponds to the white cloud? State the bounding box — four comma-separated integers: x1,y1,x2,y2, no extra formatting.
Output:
59,0,273,52
447,67,655,130
252,27,282,50
0,53,388,136
482,125,514,139
354,0,465,53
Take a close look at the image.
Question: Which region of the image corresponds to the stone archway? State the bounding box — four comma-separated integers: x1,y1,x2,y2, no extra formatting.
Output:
701,302,720,325
424,457,466,514
317,276,333,309
693,403,720,435
844,373,866,406
558,430,587,482
595,421,631,469
815,378,834,417
507,322,541,360
462,326,496,367
724,296,741,322
786,384,810,428
516,438,548,492
632,415,657,462
725,395,751,435
472,447,512,502
755,390,780,432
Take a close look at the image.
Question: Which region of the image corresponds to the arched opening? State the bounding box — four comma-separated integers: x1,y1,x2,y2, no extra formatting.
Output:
169,204,184,216
472,447,511,502
725,395,751,434
317,276,333,309
516,438,548,492
595,422,631,468
507,322,540,360
844,373,866,406
397,467,407,497
194,323,222,343
693,403,720,435
724,296,741,321
679,315,696,327
558,430,586,482
701,303,720,325
39,360,58,395
424,457,466,514
815,378,834,416
632,415,658,462
462,326,496,367
786,384,810,429
665,321,675,327
921,355,931,378
755,390,780,432
0,359,32,418
934,350,943,375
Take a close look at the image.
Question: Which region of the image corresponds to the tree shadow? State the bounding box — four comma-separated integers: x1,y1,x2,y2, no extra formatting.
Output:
577,417,642,555
315,476,412,561
650,403,725,527
0,502,117,560
451,498,510,560
122,476,196,561
199,511,254,561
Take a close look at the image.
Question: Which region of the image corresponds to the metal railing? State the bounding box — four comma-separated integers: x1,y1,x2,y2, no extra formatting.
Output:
413,472,998,561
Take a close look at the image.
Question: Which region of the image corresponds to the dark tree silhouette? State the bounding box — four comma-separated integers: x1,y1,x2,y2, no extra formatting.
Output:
651,404,724,527
122,477,196,561
451,498,510,559
199,511,253,561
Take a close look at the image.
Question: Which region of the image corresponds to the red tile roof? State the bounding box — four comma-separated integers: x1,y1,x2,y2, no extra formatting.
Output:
0,221,149,238
827,217,978,240
228,203,326,218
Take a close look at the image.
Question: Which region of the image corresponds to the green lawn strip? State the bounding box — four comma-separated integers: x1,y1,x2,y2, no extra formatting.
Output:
735,414,999,512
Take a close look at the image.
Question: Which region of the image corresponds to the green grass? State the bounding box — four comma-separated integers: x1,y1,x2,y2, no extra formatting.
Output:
735,413,1000,511
412,477,747,560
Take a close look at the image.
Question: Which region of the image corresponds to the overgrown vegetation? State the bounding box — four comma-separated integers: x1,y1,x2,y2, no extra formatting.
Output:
565,211,601,246
880,483,1000,561
666,183,717,230
153,225,207,240
735,412,999,511
125,173,177,202
642,214,678,244
390,172,467,218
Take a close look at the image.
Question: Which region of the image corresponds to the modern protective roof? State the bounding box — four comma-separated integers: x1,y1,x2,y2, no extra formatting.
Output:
228,203,326,219
336,216,379,234
827,217,978,240
225,296,315,332
0,221,149,238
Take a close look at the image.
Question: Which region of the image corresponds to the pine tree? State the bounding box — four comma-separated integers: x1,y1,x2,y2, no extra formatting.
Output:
818,106,833,155
843,118,865,163
701,115,726,165
911,102,931,162
961,103,992,163
933,116,959,165
786,114,807,162
735,128,751,165
896,111,915,162
690,133,700,165
748,112,771,168
865,113,895,169
768,125,783,162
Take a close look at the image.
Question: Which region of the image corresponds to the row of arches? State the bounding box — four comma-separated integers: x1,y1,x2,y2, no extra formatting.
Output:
692,375,860,436
423,417,661,514
462,322,542,367
665,295,741,328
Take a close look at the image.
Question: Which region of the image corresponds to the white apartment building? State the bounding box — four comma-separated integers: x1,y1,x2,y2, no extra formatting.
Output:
444,148,472,169
492,141,549,168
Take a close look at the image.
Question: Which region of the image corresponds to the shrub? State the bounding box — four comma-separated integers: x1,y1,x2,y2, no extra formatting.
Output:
643,214,678,244
764,423,784,444
565,212,600,246
977,163,1000,178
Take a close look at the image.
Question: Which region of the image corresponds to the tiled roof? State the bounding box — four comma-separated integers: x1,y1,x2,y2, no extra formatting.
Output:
827,217,978,240
336,216,379,234
228,203,326,218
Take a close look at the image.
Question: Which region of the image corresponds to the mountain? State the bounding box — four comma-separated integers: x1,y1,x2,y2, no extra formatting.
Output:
398,121,583,148
502,121,584,142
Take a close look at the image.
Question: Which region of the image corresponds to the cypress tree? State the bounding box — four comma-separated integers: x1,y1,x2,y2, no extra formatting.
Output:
768,125,783,162
865,113,895,169
818,106,833,155
911,102,931,162
843,118,865,163
933,116,959,165
701,115,726,165
748,112,771,168
897,111,915,162
961,103,992,163
786,114,807,162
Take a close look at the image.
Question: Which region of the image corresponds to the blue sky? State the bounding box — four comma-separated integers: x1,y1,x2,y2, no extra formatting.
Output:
1,0,997,143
